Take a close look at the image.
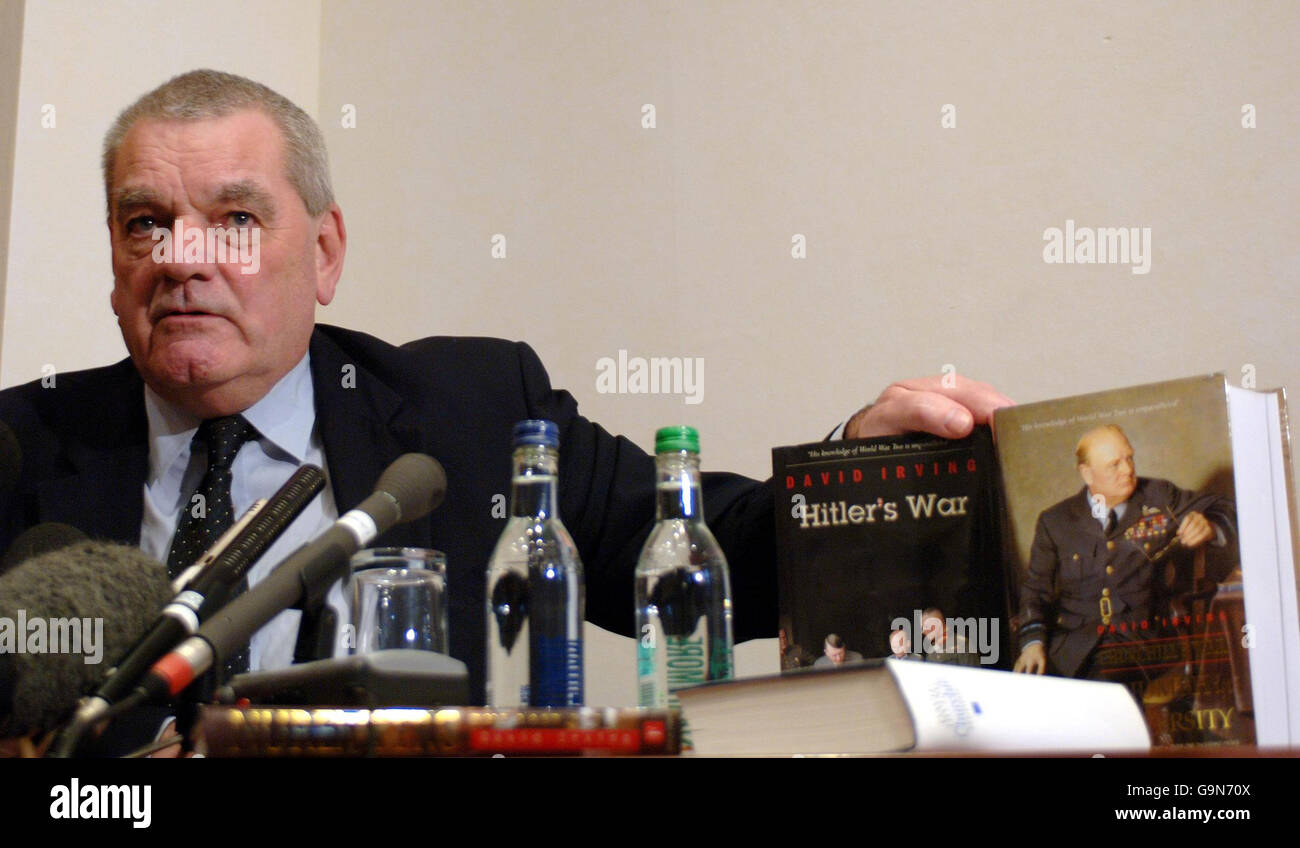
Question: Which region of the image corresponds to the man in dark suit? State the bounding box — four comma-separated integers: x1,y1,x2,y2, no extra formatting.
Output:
1013,425,1235,679
0,69,1009,713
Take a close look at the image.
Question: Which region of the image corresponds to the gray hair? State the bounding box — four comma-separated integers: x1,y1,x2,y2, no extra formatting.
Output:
101,69,334,216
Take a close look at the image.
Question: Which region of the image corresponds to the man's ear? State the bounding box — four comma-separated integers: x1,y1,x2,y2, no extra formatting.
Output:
1079,464,1093,488
315,203,347,306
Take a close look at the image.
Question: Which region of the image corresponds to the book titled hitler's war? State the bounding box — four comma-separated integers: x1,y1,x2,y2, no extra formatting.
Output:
772,428,1009,671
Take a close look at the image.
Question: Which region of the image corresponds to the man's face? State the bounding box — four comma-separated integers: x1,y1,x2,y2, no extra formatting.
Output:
824,643,846,665
108,110,343,416
1079,431,1137,507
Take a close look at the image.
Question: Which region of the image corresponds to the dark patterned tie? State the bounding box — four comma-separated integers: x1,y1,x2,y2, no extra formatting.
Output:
166,415,257,677
1105,508,1118,536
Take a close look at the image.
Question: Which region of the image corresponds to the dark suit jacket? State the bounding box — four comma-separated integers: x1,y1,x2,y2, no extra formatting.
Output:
0,324,778,704
1017,478,1235,678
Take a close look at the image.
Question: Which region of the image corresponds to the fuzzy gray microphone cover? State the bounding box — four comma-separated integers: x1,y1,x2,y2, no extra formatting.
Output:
0,540,173,736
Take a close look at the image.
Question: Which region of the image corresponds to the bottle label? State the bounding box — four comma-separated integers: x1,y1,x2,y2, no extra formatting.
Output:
637,634,661,708
531,636,583,706
640,617,727,695
665,634,707,690
711,634,734,681
640,616,730,750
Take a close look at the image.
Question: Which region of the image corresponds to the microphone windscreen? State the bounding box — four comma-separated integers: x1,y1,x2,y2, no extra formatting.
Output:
376,453,446,523
1,523,88,575
0,420,20,505
0,540,173,736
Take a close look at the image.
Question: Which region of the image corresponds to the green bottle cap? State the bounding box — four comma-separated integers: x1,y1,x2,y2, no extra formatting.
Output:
655,425,700,454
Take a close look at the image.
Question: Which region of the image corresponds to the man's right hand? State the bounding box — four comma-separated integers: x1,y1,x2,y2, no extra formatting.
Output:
1013,642,1047,674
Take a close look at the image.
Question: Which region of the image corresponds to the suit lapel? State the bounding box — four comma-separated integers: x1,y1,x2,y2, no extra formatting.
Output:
308,330,431,548
35,361,149,543
25,333,435,548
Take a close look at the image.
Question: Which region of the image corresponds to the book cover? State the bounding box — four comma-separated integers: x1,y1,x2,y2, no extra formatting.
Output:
993,375,1252,746
771,429,1007,672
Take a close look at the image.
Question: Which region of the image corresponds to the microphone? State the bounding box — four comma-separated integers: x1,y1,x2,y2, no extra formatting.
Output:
170,464,325,613
170,498,269,593
0,541,173,737
141,454,446,701
1,522,88,575
74,465,325,719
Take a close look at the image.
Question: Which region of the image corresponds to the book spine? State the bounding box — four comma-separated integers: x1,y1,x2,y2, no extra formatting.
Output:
194,706,681,757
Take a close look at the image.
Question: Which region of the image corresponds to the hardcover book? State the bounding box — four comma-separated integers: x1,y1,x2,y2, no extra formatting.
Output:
994,374,1299,747
772,428,1008,671
677,659,1149,755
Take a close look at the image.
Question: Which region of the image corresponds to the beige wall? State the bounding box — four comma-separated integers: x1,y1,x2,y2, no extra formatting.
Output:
316,0,1300,482
0,0,321,387
0,0,25,338
1,0,1297,703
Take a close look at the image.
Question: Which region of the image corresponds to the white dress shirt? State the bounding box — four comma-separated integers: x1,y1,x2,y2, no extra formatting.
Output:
138,353,351,670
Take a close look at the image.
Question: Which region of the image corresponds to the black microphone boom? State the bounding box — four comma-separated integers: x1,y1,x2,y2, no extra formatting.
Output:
144,453,446,701
71,465,326,723
173,464,326,618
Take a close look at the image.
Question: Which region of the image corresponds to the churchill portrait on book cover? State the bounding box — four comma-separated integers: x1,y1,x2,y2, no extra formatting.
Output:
1012,424,1236,681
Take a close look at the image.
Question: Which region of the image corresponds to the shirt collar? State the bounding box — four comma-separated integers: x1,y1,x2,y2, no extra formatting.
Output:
144,353,316,484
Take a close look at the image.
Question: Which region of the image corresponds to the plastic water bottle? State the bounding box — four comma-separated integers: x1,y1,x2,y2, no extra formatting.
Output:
485,420,585,707
635,426,734,741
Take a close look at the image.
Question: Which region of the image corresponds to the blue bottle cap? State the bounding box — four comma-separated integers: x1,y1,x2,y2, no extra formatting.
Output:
512,419,560,448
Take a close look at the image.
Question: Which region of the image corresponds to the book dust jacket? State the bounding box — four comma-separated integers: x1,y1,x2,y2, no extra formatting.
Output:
995,376,1252,746
773,429,1007,672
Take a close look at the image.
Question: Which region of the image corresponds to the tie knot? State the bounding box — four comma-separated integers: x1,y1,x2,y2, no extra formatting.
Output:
198,415,256,470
